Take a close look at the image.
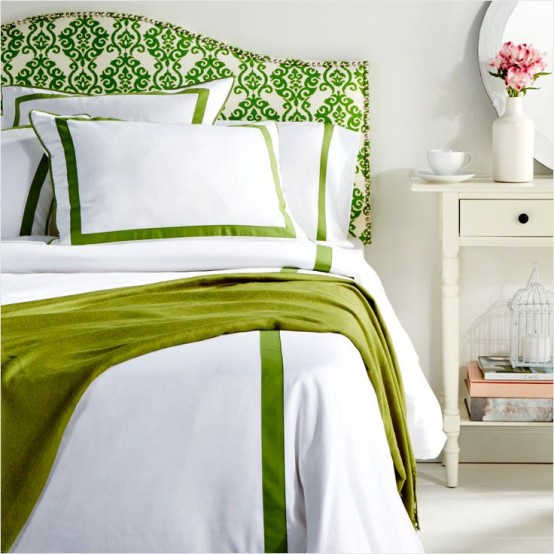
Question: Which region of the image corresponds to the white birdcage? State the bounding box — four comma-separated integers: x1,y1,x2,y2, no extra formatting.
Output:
508,265,553,368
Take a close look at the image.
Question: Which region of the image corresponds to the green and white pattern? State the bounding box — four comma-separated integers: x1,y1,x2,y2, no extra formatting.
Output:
1,11,371,243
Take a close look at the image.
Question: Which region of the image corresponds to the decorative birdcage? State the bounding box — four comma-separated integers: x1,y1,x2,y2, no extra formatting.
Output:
508,265,553,368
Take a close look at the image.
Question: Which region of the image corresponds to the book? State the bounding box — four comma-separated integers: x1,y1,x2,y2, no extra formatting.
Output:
466,362,553,398
464,381,553,422
477,355,553,381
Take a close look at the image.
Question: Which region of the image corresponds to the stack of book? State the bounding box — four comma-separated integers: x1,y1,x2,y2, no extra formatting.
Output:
465,356,553,422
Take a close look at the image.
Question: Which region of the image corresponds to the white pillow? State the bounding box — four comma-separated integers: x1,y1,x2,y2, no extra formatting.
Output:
218,121,359,247
278,122,359,247
1,127,53,238
30,112,302,245
1,77,234,129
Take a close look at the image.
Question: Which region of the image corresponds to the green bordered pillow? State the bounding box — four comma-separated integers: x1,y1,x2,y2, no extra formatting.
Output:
1,77,234,129
219,121,359,247
1,127,53,238
30,111,302,245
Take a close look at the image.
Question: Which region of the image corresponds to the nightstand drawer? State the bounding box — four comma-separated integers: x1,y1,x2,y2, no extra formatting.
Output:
460,199,553,237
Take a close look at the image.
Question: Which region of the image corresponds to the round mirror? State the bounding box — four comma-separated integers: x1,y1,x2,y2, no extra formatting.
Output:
479,1,553,169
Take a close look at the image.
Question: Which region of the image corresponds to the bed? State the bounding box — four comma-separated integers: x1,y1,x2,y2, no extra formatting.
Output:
0,12,446,553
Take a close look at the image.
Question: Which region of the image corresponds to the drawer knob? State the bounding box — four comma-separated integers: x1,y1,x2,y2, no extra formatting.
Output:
518,213,529,224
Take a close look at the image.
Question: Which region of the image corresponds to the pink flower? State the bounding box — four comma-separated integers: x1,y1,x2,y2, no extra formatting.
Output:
505,67,534,91
489,41,550,96
490,41,518,72
515,44,546,74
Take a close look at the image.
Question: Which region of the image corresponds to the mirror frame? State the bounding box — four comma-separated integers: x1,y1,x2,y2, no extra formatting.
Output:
478,0,553,169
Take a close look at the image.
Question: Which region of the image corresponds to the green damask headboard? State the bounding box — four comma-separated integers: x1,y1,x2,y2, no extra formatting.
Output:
1,11,371,243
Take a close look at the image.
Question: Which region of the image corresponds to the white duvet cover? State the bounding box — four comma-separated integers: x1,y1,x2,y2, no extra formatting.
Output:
1,237,445,553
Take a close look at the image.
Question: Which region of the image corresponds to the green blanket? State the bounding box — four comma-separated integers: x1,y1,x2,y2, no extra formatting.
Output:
1,272,417,551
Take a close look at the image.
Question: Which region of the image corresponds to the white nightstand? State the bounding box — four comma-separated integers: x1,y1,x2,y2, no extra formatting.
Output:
411,175,554,487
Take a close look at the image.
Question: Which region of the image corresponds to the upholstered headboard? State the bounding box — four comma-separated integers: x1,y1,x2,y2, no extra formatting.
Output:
1,11,371,243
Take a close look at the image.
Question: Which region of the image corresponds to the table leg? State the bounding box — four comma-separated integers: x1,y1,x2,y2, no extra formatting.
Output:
441,194,460,487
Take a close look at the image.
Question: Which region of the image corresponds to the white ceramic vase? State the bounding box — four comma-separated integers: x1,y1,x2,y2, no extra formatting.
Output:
492,96,534,183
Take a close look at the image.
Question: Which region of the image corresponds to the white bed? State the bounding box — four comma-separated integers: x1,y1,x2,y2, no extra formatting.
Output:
1,12,445,553
1,238,445,553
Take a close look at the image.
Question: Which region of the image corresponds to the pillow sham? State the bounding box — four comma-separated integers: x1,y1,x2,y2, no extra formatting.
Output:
219,121,359,247
1,127,53,238
30,111,302,245
1,77,234,129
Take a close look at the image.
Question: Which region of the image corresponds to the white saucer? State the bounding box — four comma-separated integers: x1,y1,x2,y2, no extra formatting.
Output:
415,171,475,183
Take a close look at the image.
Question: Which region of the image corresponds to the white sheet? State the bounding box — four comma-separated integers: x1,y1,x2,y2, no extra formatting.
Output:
1,237,445,553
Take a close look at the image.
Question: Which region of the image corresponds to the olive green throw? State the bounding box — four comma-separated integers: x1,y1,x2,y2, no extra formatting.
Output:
1,273,417,551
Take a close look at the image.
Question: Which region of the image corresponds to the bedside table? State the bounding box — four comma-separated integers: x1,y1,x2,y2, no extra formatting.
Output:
411,175,554,487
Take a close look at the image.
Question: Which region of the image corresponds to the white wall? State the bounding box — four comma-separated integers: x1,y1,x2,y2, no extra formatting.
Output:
2,0,552,394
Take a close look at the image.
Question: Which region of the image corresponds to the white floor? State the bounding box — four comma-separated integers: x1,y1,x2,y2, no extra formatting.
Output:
417,463,553,554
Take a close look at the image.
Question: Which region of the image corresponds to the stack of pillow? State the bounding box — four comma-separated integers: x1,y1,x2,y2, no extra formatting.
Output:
1,77,359,248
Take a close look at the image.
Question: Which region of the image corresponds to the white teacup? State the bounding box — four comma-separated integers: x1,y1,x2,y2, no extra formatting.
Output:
427,149,472,175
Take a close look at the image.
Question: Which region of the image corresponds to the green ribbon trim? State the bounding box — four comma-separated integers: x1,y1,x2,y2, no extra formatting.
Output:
14,88,211,127
260,331,288,553
45,200,55,236
316,124,334,241
14,93,58,127
313,244,332,273
185,88,209,124
19,154,49,236
55,118,82,240
240,124,296,237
